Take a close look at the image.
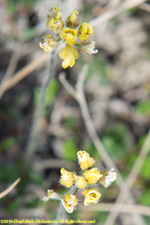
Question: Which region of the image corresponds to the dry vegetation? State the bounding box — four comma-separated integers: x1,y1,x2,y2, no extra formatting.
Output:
0,0,150,225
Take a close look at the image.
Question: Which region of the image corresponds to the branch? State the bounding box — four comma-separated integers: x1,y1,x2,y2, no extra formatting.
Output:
78,203,150,217
0,178,21,199
89,0,146,27
24,47,59,169
0,54,49,99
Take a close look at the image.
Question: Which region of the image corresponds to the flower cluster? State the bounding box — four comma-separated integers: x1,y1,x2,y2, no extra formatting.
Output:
44,150,117,213
39,4,98,69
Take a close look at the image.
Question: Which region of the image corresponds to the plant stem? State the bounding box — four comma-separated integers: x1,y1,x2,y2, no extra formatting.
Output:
24,47,58,170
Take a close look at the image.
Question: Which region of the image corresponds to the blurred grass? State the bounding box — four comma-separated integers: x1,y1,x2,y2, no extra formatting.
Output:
1,0,150,223
102,123,133,160
7,0,36,13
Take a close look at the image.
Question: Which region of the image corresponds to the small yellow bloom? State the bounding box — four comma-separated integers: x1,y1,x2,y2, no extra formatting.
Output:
59,45,79,69
60,168,76,188
75,176,87,189
77,150,95,170
61,193,78,213
78,22,93,42
66,10,79,28
39,34,57,53
79,41,98,54
83,188,101,206
83,168,103,184
60,28,77,45
47,4,62,20
43,189,60,201
99,168,117,188
46,18,64,33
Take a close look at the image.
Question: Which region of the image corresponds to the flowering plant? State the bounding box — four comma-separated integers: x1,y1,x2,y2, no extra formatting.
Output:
39,4,98,69
44,150,117,213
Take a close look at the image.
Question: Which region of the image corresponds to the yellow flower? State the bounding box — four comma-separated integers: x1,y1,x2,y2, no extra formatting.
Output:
99,168,117,188
60,168,76,188
83,168,103,184
47,4,62,20
79,41,98,54
83,188,101,206
39,34,57,53
61,193,78,213
59,45,79,69
66,10,79,28
46,18,64,33
78,22,93,42
60,28,77,45
77,150,95,170
75,176,87,189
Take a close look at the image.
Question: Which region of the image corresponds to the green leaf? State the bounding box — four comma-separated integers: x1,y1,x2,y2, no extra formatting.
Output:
140,156,150,179
29,171,44,187
124,7,137,16
134,100,150,115
0,137,17,153
44,78,59,107
64,116,75,130
102,123,132,160
139,190,150,205
87,56,108,82
23,28,36,41
63,139,77,161
7,198,21,215
84,142,99,159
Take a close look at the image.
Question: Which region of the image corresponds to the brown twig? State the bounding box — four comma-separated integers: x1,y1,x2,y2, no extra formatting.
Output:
59,66,147,224
139,3,150,12
59,67,125,185
78,203,150,216
1,50,20,84
0,178,21,199
89,0,146,27
0,54,49,99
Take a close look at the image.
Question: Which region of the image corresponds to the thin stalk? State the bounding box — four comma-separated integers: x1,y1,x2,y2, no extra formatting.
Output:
24,46,59,169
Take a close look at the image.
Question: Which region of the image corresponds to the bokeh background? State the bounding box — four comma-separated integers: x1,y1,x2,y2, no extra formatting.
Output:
0,0,150,224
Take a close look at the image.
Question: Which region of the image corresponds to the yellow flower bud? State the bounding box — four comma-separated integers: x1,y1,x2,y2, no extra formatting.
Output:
79,41,98,54
39,34,57,53
75,176,87,189
77,150,95,170
47,4,62,20
59,45,79,69
43,189,60,201
66,10,79,28
61,193,78,213
83,188,101,206
60,28,77,45
60,168,76,188
83,168,103,184
78,22,93,42
99,168,117,188
46,18,64,33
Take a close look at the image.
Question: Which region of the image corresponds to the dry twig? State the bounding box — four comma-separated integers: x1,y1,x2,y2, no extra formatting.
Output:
0,178,21,199
89,0,146,27
59,66,146,224
59,67,126,186
0,54,49,99
78,203,150,217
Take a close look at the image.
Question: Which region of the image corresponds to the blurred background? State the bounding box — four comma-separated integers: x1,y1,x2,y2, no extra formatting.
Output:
0,0,150,224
